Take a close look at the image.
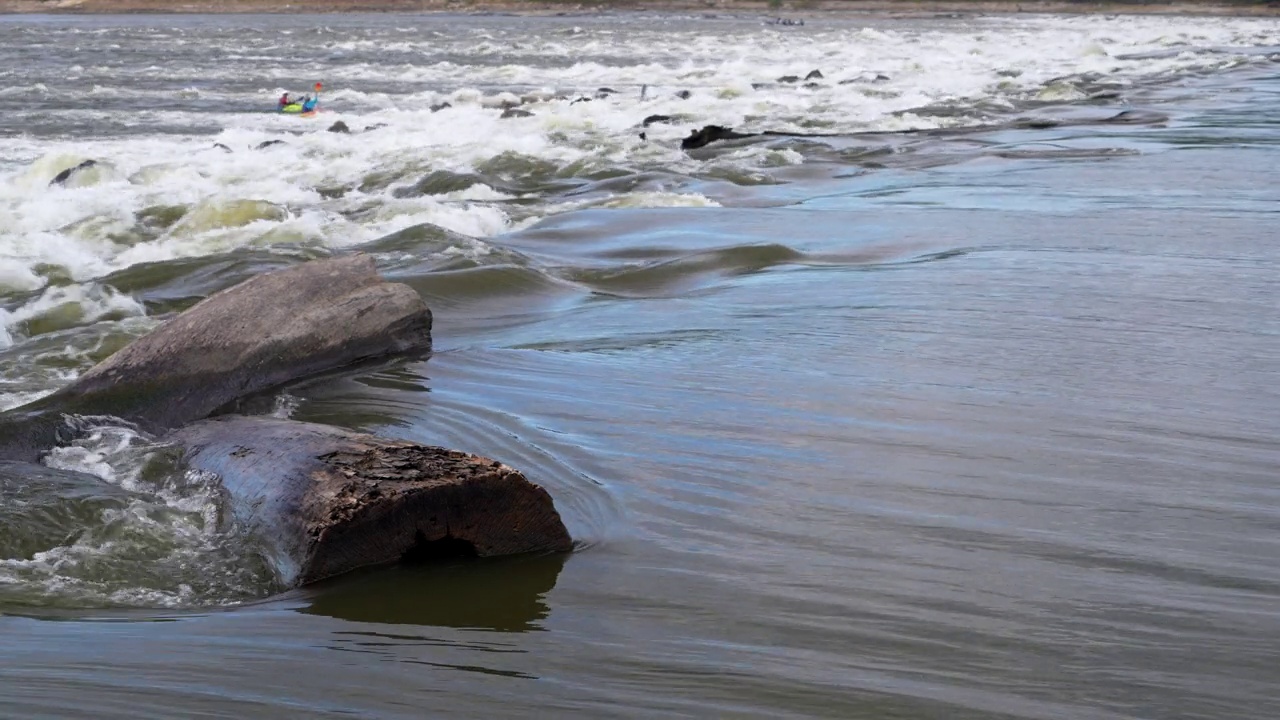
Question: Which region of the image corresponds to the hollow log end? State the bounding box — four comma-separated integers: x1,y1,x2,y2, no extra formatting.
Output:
298,443,574,585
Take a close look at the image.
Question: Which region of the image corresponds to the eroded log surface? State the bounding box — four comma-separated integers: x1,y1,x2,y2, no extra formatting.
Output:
167,416,573,586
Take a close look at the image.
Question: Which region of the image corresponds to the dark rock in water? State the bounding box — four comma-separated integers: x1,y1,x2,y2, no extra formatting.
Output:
316,185,350,200
50,159,97,187
681,124,758,150
327,121,351,134
805,69,824,80
213,143,233,153
687,125,843,151
638,132,646,141
839,74,891,85
570,96,592,105
1015,118,1060,129
777,75,801,83
674,90,692,100
136,204,188,232
642,114,674,127
803,82,824,89
255,140,287,150
0,254,432,463
393,169,489,199
430,102,453,112
363,123,389,132
751,82,772,90
596,87,618,96
166,415,574,586
501,107,535,119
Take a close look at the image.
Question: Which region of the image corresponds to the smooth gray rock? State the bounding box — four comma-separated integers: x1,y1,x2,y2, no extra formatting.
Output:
0,254,432,462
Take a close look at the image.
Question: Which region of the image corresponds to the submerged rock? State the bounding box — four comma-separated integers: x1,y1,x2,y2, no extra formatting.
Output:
170,198,286,234
135,204,189,233
50,158,96,185
681,124,758,150
838,74,891,85
0,255,432,462
1015,118,1060,130
501,107,535,119
392,169,489,199
1099,109,1168,125
49,159,99,187
327,120,351,133
167,415,573,586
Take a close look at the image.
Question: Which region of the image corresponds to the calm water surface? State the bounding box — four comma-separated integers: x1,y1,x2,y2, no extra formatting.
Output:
1,12,1279,719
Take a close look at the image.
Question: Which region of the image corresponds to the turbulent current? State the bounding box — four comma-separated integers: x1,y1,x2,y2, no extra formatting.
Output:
1,10,1279,719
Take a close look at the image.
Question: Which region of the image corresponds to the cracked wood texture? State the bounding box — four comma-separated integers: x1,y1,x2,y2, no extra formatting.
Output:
0,254,432,462
166,416,573,586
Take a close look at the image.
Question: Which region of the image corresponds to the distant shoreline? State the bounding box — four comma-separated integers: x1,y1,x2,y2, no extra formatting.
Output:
3,0,1278,17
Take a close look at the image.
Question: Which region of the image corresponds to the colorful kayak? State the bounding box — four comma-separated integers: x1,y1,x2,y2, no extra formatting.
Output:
279,102,317,117
277,82,323,117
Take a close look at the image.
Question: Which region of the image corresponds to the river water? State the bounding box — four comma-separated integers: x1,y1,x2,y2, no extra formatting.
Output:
1,10,1279,719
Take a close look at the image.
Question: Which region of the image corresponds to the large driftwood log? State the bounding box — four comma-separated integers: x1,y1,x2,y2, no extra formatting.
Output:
0,254,432,462
166,416,573,586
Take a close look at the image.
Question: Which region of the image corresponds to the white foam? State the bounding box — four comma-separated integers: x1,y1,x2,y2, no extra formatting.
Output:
0,388,55,413
0,418,279,608
43,418,153,490
2,14,1267,294
271,392,302,419
0,14,1272,357
0,283,147,349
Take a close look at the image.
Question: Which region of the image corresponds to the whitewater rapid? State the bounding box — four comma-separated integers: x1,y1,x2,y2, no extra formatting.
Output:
0,10,1276,609
0,11,1275,411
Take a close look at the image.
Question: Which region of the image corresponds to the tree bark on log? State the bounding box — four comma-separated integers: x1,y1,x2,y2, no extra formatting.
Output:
166,416,573,586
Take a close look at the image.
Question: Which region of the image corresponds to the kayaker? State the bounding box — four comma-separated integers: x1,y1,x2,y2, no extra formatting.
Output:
278,93,291,109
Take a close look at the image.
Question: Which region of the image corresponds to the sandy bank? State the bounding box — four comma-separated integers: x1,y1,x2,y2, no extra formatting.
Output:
3,0,1278,17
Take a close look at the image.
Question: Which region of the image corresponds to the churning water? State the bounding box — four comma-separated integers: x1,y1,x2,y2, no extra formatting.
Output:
1,10,1278,719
